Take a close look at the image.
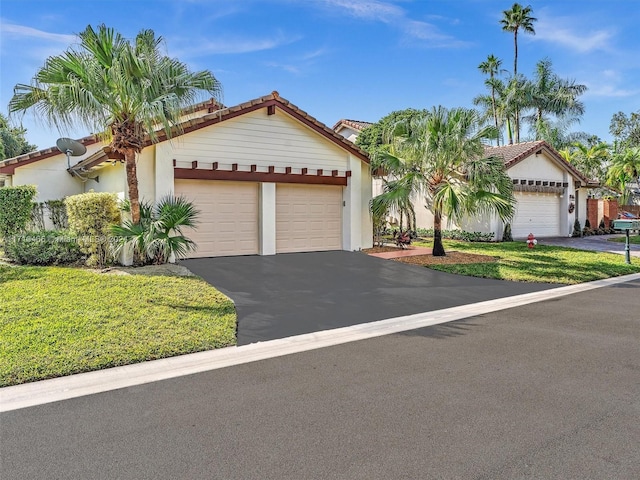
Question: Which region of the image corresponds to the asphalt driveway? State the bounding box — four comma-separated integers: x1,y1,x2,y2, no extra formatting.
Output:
182,251,557,345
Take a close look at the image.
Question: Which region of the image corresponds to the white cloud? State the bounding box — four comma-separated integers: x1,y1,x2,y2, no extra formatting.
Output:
319,0,403,22
0,22,75,44
171,32,301,56
533,13,613,53
318,0,466,47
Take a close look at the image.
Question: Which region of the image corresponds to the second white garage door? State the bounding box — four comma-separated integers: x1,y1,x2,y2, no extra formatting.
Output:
511,192,561,238
174,179,259,257
276,184,343,253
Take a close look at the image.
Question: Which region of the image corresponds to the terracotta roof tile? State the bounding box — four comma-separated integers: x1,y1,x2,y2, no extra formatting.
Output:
332,119,373,131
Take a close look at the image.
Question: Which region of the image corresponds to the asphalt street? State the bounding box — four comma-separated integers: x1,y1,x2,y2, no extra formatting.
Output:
2,278,639,479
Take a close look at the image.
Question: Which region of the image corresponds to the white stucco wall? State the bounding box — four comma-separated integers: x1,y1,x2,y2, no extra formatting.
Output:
12,153,83,202
86,163,125,198
508,152,565,181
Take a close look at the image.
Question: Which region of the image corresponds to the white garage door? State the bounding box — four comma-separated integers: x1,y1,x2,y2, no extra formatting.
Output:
276,184,342,253
174,179,259,257
512,192,561,238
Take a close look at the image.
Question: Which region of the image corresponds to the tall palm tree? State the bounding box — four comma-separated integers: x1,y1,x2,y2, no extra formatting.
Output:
478,55,504,145
500,3,536,143
372,107,515,256
500,3,537,77
524,59,587,141
9,24,221,224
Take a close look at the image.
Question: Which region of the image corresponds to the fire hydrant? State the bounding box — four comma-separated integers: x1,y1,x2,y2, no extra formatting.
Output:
527,233,538,249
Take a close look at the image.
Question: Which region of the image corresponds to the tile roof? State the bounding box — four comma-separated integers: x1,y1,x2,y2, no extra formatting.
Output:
0,98,219,173
1,92,370,176
484,140,599,187
332,119,373,132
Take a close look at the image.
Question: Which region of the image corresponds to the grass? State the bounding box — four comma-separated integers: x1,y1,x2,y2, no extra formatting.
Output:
0,265,236,387
608,234,640,244
412,239,640,284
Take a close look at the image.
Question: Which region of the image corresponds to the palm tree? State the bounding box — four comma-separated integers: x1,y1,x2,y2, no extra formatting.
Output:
524,59,587,141
607,147,640,204
500,3,537,77
371,107,515,256
9,24,221,225
112,195,200,265
562,142,610,183
478,55,504,145
500,3,536,143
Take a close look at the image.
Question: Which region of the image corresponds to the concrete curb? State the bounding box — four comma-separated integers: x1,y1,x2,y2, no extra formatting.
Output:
2,272,640,413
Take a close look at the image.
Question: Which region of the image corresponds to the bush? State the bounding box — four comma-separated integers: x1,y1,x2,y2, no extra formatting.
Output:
30,202,46,231
0,185,37,238
112,195,199,265
502,223,513,242
415,228,494,242
4,230,83,265
572,219,582,237
65,192,121,267
45,199,68,229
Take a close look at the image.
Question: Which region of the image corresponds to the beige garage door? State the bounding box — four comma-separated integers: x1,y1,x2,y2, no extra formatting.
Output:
276,184,342,253
174,179,259,257
512,192,561,238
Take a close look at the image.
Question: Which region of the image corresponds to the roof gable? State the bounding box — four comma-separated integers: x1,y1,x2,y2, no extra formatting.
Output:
484,140,598,187
1,93,370,176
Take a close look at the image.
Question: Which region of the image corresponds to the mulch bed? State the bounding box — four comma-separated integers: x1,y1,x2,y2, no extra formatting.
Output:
393,252,498,266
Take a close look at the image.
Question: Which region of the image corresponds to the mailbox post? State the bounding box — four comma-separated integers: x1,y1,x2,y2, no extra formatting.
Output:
612,219,640,265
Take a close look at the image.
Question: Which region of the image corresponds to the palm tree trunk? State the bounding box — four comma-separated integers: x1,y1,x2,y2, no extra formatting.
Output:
491,88,499,146
125,150,141,224
507,117,513,145
433,211,446,256
513,30,518,77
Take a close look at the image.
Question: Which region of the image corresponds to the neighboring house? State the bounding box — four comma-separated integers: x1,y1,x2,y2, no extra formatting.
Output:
0,92,373,257
461,141,598,239
332,118,598,240
333,119,373,143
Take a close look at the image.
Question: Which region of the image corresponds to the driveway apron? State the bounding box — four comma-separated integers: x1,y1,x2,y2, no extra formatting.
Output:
182,251,557,345
539,234,640,256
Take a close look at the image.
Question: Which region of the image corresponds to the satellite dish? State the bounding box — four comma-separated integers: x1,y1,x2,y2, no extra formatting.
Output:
56,137,87,169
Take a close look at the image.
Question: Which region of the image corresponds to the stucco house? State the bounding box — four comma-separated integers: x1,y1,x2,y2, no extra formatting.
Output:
0,93,373,257
333,120,597,239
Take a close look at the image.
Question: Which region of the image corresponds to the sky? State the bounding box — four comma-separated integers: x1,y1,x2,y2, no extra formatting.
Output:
1,0,639,152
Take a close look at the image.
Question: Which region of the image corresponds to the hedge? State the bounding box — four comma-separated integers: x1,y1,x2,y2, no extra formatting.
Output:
65,192,121,267
0,185,37,238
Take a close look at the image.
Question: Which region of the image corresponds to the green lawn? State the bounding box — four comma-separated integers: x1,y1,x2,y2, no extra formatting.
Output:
0,265,236,387
412,240,640,284
608,234,640,244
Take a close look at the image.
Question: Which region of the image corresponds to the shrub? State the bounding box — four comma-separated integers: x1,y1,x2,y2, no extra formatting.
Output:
45,199,68,229
0,185,37,238
502,223,513,242
4,230,83,265
415,228,494,242
112,195,199,265
30,202,46,231
572,219,582,237
65,192,121,267
585,219,591,229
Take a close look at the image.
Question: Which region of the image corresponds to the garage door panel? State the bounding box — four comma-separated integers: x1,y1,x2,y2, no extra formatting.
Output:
175,180,259,257
512,192,560,238
276,184,342,253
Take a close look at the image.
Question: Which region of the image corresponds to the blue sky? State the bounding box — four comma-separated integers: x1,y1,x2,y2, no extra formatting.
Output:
1,0,639,151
